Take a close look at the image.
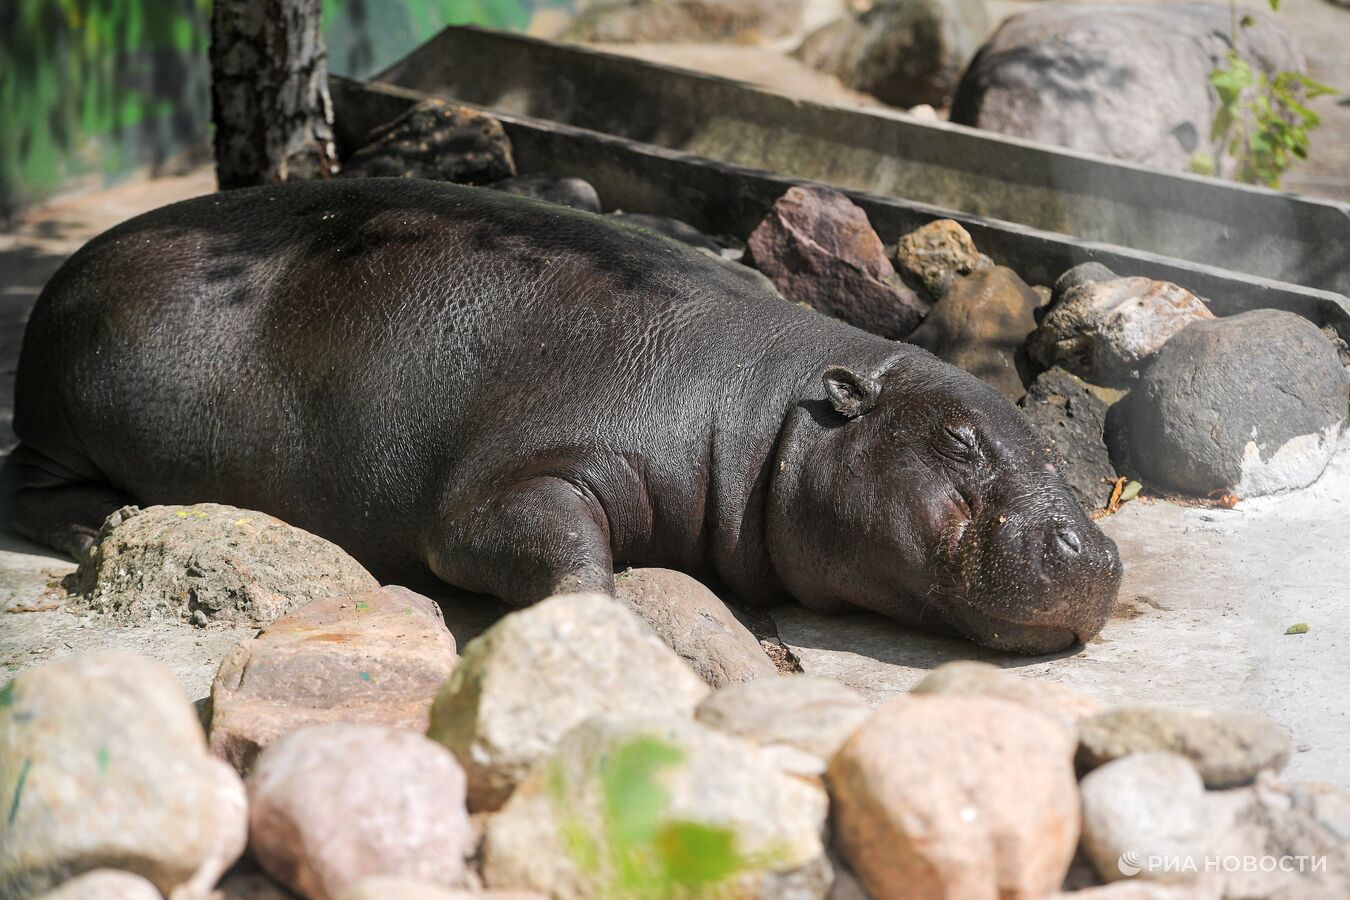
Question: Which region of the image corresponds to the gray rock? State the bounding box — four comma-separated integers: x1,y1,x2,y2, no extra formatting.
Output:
1028,276,1214,385
1021,367,1118,511
1112,309,1349,497
481,715,831,899
562,0,817,44
794,0,990,108
72,503,378,626
906,266,1039,403
911,660,1101,743
614,568,777,688
1077,706,1292,789
343,99,515,184
828,694,1079,900
426,593,709,811
247,723,472,900
695,675,870,774
1053,262,1118,305
747,186,928,339
487,174,601,213
32,870,161,900
209,586,458,773
0,651,247,899
952,5,1305,176
1080,753,1214,885
609,211,725,253
893,218,994,301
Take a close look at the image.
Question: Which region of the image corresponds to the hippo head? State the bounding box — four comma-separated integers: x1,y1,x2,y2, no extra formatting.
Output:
767,350,1122,654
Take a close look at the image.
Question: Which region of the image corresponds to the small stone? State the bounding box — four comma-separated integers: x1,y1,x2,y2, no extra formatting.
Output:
907,266,1038,402
340,876,547,899
247,723,472,900
487,175,601,212
1111,309,1349,497
427,593,709,811
911,661,1101,743
481,715,831,899
1020,367,1118,511
343,99,515,184
893,219,994,301
695,675,870,775
1077,706,1292,789
209,585,458,773
1053,262,1118,303
1080,753,1213,885
0,651,247,898
747,186,928,339
614,568,777,688
72,503,377,626
827,694,1079,900
32,870,161,900
1028,276,1214,385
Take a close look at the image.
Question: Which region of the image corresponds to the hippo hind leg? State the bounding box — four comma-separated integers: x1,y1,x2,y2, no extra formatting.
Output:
0,443,133,561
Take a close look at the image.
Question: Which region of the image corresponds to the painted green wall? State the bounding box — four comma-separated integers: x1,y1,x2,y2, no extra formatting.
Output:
0,0,565,218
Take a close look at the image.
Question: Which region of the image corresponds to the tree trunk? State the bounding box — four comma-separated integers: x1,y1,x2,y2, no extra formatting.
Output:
211,0,338,190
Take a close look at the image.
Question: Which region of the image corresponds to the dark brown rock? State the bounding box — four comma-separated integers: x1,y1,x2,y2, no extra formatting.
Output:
209,585,458,773
747,186,928,339
906,266,1038,403
1021,368,1117,511
343,99,515,184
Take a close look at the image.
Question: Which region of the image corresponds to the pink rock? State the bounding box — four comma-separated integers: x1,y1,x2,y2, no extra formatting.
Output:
209,586,458,772
827,694,1079,900
747,186,927,339
247,723,472,900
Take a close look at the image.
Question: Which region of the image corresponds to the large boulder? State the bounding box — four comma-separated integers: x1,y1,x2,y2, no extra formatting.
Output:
1079,753,1214,885
562,0,818,44
906,266,1040,403
827,694,1079,900
1112,309,1349,497
695,675,871,775
343,99,516,184
426,593,709,811
481,715,832,899
951,5,1306,177
794,0,990,108
746,186,928,339
613,568,776,688
1020,367,1118,511
72,503,377,626
247,723,472,900
910,661,1102,744
209,586,459,773
1028,273,1214,385
1076,706,1292,789
0,651,247,898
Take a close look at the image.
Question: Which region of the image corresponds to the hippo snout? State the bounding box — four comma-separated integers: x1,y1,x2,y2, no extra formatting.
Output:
953,507,1123,654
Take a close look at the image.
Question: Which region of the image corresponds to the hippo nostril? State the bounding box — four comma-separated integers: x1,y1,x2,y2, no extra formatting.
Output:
1052,528,1083,557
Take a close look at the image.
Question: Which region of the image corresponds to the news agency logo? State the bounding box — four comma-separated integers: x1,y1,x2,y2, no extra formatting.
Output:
1117,851,1328,877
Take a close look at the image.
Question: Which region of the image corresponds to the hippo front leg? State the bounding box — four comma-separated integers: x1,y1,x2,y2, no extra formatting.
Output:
427,476,615,606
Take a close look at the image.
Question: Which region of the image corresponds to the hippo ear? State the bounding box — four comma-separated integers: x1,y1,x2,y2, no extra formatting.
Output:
823,365,881,418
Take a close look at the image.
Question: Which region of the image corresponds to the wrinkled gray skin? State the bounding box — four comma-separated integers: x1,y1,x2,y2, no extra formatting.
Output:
4,179,1121,653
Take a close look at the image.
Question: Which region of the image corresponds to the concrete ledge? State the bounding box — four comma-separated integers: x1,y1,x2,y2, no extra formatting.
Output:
371,25,1350,297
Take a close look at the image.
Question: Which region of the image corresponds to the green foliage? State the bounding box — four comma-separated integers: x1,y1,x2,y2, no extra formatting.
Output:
549,736,767,899
1197,0,1335,188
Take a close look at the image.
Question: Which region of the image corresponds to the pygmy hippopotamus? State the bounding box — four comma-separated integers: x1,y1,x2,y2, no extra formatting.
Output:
4,178,1122,653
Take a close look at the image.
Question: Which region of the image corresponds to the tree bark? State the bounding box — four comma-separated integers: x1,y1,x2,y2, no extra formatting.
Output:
211,0,338,190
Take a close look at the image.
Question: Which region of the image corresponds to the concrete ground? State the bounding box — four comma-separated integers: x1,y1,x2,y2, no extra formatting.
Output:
2,169,1347,790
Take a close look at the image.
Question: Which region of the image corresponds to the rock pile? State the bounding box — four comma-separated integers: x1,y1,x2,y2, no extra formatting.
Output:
7,554,1346,900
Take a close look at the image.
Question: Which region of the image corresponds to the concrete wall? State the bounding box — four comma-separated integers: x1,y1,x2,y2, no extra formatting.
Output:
0,0,565,220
